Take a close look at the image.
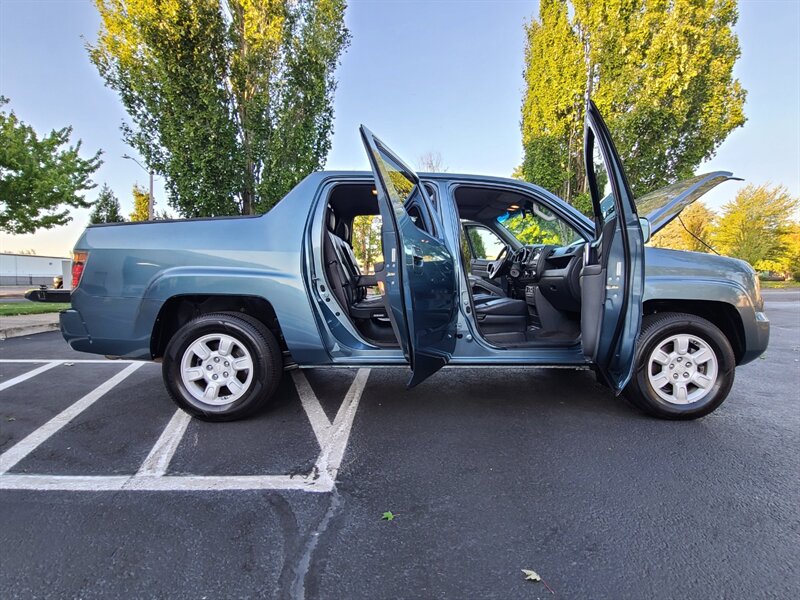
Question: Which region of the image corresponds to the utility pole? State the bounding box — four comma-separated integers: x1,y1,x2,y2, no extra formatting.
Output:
123,154,155,220
148,169,154,220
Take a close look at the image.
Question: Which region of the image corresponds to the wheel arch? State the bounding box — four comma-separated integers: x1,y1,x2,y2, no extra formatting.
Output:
642,299,746,364
151,294,288,361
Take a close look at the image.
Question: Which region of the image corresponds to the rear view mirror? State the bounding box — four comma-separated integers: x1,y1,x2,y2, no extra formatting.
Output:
533,203,557,222
639,217,651,244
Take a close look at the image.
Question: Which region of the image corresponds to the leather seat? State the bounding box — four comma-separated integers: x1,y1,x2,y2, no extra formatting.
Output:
473,296,528,334
476,297,528,316
469,274,506,305
323,209,387,320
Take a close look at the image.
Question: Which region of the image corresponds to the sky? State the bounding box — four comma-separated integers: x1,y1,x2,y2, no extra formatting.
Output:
1,0,798,257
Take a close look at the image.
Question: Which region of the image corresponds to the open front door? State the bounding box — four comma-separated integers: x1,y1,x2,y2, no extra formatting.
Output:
580,101,645,392
360,126,458,388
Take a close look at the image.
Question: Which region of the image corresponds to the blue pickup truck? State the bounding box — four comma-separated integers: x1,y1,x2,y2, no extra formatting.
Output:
57,103,768,421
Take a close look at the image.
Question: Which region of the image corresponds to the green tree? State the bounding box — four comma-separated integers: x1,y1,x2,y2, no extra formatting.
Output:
504,213,564,246
0,97,102,234
130,184,150,221
713,184,799,269
89,0,349,218
520,0,745,206
89,184,125,224
351,214,382,273
782,224,800,278
650,201,717,253
467,228,486,259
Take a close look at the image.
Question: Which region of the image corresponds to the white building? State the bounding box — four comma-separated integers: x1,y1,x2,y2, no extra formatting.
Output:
0,253,71,286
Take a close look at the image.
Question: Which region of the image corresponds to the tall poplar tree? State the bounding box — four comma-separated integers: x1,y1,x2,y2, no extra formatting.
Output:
521,0,746,211
89,0,349,217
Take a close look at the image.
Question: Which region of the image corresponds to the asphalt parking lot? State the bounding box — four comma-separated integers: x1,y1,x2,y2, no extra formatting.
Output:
1,290,798,599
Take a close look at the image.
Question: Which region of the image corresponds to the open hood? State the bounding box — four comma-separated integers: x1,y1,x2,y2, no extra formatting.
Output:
634,172,739,235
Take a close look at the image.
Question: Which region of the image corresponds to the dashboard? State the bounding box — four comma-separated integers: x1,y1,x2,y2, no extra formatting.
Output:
507,243,584,312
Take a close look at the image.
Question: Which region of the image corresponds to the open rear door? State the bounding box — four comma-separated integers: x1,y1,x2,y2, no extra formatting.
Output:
360,126,458,387
580,101,645,392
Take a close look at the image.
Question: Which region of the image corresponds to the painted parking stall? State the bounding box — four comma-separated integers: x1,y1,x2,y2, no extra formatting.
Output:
0,296,797,599
0,355,369,492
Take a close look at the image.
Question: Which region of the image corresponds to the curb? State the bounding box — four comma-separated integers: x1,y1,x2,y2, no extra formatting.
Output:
0,322,60,340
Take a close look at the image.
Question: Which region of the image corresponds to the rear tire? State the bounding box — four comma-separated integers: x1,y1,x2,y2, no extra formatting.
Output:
624,312,735,420
162,312,283,421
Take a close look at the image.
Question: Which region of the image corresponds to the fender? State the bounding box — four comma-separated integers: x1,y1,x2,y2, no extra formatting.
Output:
136,266,328,364
643,275,767,365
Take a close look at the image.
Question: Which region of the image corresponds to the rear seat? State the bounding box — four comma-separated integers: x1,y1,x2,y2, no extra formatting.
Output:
323,210,387,320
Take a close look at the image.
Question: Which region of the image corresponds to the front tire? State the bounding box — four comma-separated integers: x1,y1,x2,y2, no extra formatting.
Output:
162,312,283,421
624,312,735,420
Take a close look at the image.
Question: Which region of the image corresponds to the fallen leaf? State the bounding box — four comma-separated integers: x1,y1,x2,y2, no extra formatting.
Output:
522,569,555,594
381,511,395,521
521,569,541,582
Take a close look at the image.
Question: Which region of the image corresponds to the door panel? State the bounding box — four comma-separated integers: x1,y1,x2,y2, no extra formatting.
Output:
470,259,492,279
581,101,645,393
360,126,458,387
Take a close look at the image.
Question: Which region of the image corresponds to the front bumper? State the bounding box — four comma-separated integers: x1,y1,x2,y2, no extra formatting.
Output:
740,311,770,365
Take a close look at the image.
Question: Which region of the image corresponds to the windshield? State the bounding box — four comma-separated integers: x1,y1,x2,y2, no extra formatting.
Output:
497,203,583,247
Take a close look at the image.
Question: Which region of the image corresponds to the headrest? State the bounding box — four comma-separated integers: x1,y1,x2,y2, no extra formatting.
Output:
327,206,337,232
341,221,350,240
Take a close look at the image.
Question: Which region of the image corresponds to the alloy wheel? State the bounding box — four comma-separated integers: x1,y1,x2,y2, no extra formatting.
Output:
646,333,719,405
179,333,254,406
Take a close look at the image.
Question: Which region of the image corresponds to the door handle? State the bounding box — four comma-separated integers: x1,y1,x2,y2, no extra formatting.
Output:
412,246,424,269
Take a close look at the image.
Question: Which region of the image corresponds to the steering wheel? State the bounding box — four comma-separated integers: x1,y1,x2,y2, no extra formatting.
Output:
486,246,511,279
530,244,557,282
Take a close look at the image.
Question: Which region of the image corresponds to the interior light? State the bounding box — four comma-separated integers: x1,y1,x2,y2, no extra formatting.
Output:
371,189,377,196
509,204,519,210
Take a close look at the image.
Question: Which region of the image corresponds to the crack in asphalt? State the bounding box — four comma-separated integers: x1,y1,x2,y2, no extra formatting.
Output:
287,489,343,600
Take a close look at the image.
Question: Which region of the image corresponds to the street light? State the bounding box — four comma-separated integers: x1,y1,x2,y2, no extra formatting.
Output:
122,154,154,220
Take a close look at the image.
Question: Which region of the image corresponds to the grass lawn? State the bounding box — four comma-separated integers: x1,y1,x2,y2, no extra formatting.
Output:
0,302,71,317
761,280,800,289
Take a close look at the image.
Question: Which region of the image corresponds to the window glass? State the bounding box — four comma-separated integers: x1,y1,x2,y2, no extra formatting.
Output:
497,202,583,246
351,215,382,274
465,225,505,260
589,129,616,222
424,184,439,213
372,142,433,235
407,204,423,229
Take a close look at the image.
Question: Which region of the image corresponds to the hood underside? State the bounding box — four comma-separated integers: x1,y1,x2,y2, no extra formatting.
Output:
635,171,738,234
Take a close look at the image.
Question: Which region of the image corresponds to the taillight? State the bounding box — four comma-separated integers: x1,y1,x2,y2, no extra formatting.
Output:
72,251,88,289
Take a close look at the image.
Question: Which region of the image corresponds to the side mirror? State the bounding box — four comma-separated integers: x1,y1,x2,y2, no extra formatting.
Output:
639,217,651,244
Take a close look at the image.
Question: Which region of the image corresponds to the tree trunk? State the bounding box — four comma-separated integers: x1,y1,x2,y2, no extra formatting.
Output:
581,25,593,195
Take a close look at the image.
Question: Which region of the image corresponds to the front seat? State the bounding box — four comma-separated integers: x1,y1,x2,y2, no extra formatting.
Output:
473,296,528,334
469,274,507,304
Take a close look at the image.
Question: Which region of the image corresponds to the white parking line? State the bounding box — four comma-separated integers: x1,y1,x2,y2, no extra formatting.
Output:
292,370,332,446
0,361,61,392
136,409,193,476
0,364,371,492
0,359,142,364
315,368,370,485
0,362,144,475
0,473,331,492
